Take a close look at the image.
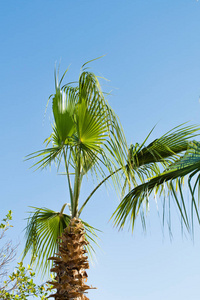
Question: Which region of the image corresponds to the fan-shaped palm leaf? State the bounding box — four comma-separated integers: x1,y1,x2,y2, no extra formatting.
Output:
113,140,200,231
52,89,76,143
133,123,199,168
23,205,100,277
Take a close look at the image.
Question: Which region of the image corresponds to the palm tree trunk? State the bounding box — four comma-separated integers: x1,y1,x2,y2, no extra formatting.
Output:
48,218,95,299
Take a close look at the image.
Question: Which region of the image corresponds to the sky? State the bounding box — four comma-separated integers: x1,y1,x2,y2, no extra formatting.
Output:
1,0,200,299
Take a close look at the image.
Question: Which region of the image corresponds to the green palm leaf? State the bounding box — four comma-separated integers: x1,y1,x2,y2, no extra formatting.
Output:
133,123,199,168
25,147,63,171
113,140,200,231
23,206,100,277
52,89,76,143
77,98,107,152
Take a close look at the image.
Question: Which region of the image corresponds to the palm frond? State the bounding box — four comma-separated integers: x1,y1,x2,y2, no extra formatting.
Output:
120,124,200,201
25,147,63,171
113,141,200,231
132,123,199,168
52,88,76,144
81,55,106,70
23,206,100,277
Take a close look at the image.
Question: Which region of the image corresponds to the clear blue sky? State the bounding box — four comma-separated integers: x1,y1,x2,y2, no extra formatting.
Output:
1,0,200,299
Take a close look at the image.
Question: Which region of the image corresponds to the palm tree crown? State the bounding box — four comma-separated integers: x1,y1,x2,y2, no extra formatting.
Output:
24,61,128,275
24,61,200,278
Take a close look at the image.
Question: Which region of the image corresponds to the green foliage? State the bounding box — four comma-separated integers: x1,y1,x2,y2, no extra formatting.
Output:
26,64,128,213
0,210,13,230
0,212,54,299
0,262,52,299
24,61,200,279
23,206,100,277
23,61,128,275
0,210,17,286
113,127,200,231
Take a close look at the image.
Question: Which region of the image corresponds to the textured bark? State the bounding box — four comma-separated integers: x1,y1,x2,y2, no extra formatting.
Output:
48,218,95,300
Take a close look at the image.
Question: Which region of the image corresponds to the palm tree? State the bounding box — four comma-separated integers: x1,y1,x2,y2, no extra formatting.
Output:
24,60,200,299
